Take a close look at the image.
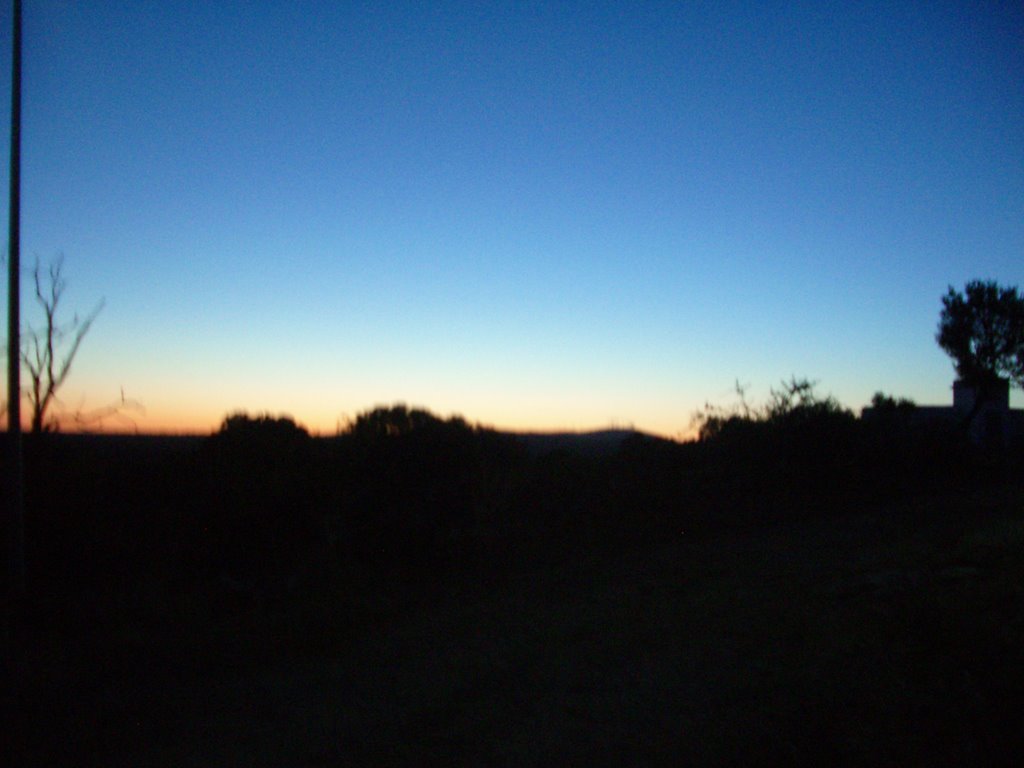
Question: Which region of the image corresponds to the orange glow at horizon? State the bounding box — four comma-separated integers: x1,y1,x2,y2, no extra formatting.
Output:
8,398,689,439
11,375,696,438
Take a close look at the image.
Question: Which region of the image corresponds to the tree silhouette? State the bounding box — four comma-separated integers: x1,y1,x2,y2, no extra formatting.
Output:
936,280,1024,391
21,256,104,432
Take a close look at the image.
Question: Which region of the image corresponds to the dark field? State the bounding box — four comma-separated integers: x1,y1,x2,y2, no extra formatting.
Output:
4,414,1023,765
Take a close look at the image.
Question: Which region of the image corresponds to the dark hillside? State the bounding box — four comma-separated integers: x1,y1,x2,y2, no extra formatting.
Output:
3,412,1023,765
512,428,656,456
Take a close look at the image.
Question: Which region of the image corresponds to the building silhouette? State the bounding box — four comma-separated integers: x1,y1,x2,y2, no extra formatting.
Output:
863,379,1024,450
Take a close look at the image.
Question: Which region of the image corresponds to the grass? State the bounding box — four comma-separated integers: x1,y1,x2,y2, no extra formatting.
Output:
6,486,1024,766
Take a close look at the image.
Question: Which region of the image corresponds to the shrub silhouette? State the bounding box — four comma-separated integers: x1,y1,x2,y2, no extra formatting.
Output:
695,378,853,451
197,413,325,596
689,378,864,516
336,405,525,578
345,403,471,440
692,377,1005,512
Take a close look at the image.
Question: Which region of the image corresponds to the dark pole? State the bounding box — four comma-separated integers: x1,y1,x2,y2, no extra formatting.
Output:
7,0,25,597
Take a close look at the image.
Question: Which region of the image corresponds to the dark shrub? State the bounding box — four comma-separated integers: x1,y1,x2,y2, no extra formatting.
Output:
196,413,324,592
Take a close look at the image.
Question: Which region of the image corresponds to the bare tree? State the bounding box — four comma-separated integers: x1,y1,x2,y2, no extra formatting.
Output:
21,256,104,432
69,387,145,433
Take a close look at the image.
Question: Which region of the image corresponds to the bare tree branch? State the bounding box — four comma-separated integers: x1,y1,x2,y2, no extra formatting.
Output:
69,387,146,433
20,255,105,432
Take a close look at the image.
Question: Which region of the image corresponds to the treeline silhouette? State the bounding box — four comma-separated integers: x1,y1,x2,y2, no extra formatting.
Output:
12,389,1019,629
7,392,1024,765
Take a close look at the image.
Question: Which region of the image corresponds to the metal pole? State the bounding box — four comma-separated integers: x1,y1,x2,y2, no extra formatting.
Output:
7,0,25,597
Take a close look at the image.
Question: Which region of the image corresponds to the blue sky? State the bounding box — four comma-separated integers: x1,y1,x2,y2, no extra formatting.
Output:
2,1,1022,435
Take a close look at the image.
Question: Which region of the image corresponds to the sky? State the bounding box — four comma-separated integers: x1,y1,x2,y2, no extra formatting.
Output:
1,0,1022,437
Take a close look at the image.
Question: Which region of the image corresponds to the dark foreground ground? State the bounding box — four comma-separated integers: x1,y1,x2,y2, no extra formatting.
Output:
6,485,1023,766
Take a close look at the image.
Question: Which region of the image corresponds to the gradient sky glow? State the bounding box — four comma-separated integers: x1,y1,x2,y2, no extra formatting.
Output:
2,1,1023,436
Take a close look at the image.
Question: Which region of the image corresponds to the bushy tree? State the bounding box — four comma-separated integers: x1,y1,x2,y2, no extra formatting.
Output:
199,412,322,593
335,405,527,569
344,403,470,441
937,280,1024,390
869,392,916,412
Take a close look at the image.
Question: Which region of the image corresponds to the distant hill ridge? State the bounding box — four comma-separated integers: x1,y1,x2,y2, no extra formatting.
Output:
508,429,664,456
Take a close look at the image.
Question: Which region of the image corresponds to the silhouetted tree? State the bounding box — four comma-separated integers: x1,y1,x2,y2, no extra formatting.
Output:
345,403,471,441
21,256,104,432
937,280,1024,392
199,412,324,597
869,392,916,412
